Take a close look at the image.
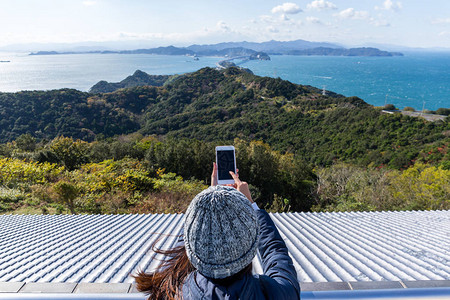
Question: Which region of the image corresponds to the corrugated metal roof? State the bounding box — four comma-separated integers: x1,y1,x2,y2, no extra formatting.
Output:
270,211,450,283
0,210,449,284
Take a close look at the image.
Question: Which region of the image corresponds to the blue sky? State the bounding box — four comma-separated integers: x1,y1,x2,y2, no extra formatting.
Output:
1,0,449,48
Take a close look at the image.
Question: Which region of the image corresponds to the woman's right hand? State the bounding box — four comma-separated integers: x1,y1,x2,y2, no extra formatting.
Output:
229,171,253,203
211,162,253,203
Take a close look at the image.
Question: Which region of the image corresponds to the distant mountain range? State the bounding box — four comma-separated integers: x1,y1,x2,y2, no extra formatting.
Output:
2,39,341,53
29,39,403,57
185,39,343,53
30,45,272,58
2,39,449,53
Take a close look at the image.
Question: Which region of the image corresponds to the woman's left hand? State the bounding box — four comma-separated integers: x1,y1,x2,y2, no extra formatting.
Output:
211,162,218,186
210,162,239,187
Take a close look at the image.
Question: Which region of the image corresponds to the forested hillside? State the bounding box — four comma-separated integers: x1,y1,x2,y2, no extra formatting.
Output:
89,70,170,93
1,67,448,168
0,67,449,214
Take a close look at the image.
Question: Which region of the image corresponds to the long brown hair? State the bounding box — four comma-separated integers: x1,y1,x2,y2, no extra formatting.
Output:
134,242,253,300
134,241,194,300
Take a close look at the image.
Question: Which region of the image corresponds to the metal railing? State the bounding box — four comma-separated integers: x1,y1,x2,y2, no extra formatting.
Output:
1,288,450,300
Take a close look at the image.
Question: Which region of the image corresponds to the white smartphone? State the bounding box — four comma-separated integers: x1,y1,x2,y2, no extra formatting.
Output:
215,145,236,185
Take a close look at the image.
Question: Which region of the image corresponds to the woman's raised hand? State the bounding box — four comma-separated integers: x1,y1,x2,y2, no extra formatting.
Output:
210,162,253,203
211,162,218,186
229,171,253,203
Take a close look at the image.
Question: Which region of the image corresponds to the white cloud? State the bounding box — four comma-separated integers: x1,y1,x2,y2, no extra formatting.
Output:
432,18,450,25
276,14,289,21
335,8,369,20
271,3,302,15
439,31,450,37
306,16,322,24
260,15,276,23
267,26,280,33
306,0,337,11
371,18,390,27
375,0,402,11
113,26,246,46
217,21,231,32
335,8,389,26
82,1,96,6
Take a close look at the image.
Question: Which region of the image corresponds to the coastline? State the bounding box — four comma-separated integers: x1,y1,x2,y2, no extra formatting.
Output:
0,52,448,111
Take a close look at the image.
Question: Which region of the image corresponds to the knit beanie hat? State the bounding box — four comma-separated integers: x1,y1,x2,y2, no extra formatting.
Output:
184,185,259,279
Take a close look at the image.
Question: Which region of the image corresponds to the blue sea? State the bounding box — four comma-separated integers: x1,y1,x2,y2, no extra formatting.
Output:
0,51,449,111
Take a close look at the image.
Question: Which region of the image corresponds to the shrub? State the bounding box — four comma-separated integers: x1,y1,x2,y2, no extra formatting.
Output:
436,108,450,116
152,171,206,195
314,162,450,212
440,161,450,170
403,106,415,112
388,163,450,210
30,184,54,203
95,190,132,214
131,169,207,214
0,187,25,212
131,191,191,214
53,181,80,214
0,158,63,188
314,163,384,212
383,104,397,111
0,186,25,202
74,158,153,194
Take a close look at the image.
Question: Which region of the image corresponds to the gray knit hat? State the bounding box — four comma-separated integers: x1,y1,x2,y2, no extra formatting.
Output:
184,185,259,279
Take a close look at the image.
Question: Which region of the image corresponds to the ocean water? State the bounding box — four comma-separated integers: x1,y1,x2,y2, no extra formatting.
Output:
244,53,450,111
0,51,449,110
0,53,219,92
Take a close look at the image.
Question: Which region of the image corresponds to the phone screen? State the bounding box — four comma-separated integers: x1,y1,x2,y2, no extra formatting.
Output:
216,150,235,180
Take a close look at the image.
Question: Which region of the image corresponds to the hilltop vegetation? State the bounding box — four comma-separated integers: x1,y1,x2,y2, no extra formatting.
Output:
0,67,448,214
0,137,317,214
0,135,448,215
1,67,448,168
90,70,170,93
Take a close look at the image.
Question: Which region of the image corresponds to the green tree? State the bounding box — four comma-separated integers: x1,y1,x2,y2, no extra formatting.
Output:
235,140,279,208
15,134,36,151
388,163,450,210
49,136,90,170
53,181,80,214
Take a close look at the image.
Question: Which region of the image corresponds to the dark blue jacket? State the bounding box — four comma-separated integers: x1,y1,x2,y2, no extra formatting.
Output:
182,209,301,299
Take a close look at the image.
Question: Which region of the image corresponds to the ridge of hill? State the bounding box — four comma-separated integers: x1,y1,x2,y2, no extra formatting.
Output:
89,70,171,93
0,67,448,168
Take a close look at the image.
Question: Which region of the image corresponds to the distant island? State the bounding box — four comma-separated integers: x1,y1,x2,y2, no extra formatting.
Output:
29,39,403,57
29,46,272,61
